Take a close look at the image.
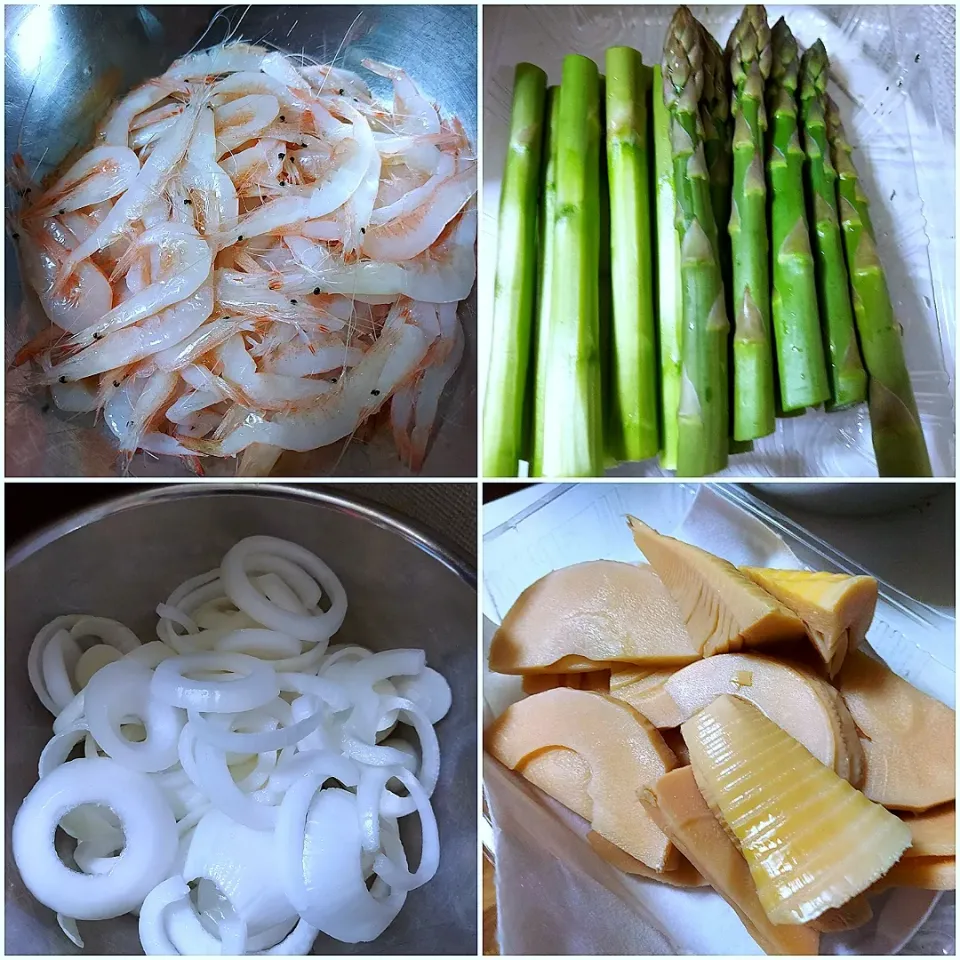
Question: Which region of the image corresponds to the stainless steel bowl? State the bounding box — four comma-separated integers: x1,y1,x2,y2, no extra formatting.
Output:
4,5,478,478
5,484,478,955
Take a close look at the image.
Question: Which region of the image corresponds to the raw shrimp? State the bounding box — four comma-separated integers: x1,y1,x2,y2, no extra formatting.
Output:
391,302,464,471
68,222,212,349
58,98,206,284
16,220,113,334
23,147,140,219
361,61,440,136
43,282,214,382
362,165,476,261
12,42,475,474
99,78,189,146
183,300,435,456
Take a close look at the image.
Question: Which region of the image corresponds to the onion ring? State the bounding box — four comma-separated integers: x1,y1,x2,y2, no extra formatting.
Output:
152,653,279,712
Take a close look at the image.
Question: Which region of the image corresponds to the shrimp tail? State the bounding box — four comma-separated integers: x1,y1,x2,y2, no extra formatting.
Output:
176,435,224,457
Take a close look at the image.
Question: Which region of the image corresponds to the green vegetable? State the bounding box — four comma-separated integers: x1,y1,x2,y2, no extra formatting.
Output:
662,6,729,476
826,95,932,476
538,54,603,477
727,5,776,440
799,40,867,410
482,63,547,476
767,17,830,411
653,64,682,470
604,47,658,462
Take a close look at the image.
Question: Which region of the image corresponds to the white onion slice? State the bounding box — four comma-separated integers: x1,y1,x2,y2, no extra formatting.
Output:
57,913,84,949
189,707,323,754
125,640,178,669
13,758,177,919
42,630,83,712
86,661,185,772
74,643,123,689
256,917,319,955
28,615,85,714
279,784,405,941
221,536,347,643
184,808,299,937
394,666,453,724
372,767,440,892
139,876,189,955
215,628,301,659
152,653,279,712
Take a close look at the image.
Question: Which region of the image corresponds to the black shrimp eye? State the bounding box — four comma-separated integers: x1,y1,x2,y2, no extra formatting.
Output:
290,299,298,305
360,227,366,234
279,115,286,122
370,389,381,396
237,235,244,241
338,89,344,95
93,332,102,340
313,287,320,295
58,209,65,215
278,152,285,160
113,380,120,387
184,198,192,205
12,232,20,241
58,376,67,383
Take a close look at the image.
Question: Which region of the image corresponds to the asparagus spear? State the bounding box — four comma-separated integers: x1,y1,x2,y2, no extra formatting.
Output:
539,54,603,477
663,6,730,476
727,5,775,441
700,29,733,249
605,47,659,462
767,18,830,411
799,41,867,410
530,85,560,477
826,96,932,476
482,63,547,476
653,65,683,471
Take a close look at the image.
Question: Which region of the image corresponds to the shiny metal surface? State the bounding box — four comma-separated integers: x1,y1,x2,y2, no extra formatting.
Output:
5,484,478,955
4,5,478,478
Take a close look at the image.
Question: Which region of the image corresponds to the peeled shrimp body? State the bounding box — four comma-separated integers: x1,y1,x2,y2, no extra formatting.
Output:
12,535,450,954
11,42,475,475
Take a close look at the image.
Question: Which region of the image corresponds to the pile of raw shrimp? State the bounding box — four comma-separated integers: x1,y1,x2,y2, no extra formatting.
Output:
10,42,476,475
12,535,451,955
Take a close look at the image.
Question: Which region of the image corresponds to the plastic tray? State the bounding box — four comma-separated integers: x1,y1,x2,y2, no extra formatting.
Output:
482,482,955,955
481,5,956,477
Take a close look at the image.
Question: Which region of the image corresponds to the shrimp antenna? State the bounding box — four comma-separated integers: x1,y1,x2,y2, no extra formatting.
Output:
316,11,365,98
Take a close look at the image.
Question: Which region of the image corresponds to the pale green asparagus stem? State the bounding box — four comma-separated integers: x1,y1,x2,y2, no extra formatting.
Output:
799,41,867,411
826,96,932,476
767,18,830,411
727,5,776,440
663,6,729,476
605,47,658,462
530,85,560,477
538,54,603,477
483,63,547,476
653,65,682,471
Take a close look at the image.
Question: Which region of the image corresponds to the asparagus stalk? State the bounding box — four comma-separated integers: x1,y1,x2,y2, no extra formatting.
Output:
799,41,867,410
826,96,932,476
539,54,603,477
700,29,733,248
727,5,776,441
604,47,659,462
767,18,830,411
663,6,730,476
482,63,547,476
529,85,560,477
653,65,683,471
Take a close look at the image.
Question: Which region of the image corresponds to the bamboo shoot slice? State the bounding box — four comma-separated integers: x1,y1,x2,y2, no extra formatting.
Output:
627,517,807,655
485,688,678,869
489,560,701,674
640,767,820,955
682,694,911,924
871,856,955,891
900,804,955,858
586,831,707,886
619,652,861,780
837,651,955,811
740,567,878,676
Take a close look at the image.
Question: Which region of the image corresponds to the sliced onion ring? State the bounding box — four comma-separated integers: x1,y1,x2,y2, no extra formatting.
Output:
152,652,279,713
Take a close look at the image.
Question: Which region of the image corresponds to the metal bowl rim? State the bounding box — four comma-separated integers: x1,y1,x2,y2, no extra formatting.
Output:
5,482,477,589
